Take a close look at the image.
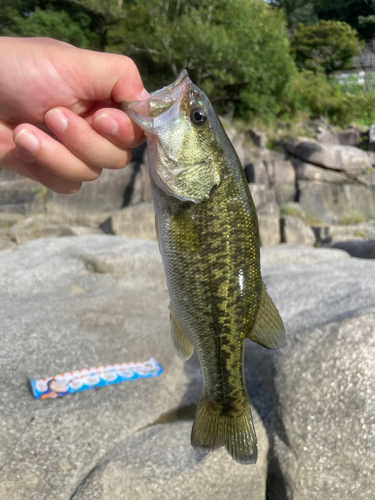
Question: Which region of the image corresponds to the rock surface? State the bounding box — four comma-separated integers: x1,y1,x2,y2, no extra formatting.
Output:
329,239,375,259
281,215,315,245
0,236,268,500
285,136,371,173
102,202,156,240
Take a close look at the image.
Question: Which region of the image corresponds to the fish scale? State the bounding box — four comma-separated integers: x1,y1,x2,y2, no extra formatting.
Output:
123,70,285,464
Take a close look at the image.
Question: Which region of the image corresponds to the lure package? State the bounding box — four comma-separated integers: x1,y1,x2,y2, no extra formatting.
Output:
30,357,163,399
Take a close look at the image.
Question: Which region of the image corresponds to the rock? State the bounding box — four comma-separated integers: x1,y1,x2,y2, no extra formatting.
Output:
0,178,43,206
285,137,371,173
60,226,104,237
258,214,280,247
298,180,375,224
73,415,268,500
313,222,375,245
0,235,269,499
281,202,306,219
271,310,375,500
0,240,17,254
293,160,347,184
102,202,156,240
260,244,350,267
369,124,375,152
225,128,253,167
264,159,296,205
48,164,139,215
248,184,276,210
6,216,73,244
247,252,375,500
244,161,269,187
281,216,315,246
316,128,361,146
246,128,268,149
329,239,375,259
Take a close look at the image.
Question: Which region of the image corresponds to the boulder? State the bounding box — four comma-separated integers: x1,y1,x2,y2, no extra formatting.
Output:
101,202,156,240
264,159,296,205
245,128,268,149
48,162,145,215
7,215,73,244
329,239,375,259
293,159,347,184
281,216,315,246
313,222,375,245
73,416,268,500
0,239,17,254
0,178,44,211
247,251,375,500
244,161,269,187
0,236,269,499
298,180,375,224
248,184,276,210
225,128,253,167
316,128,361,146
258,214,280,247
260,244,350,266
281,202,306,219
285,137,371,173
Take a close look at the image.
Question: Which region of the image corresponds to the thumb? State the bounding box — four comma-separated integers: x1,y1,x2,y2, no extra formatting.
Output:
66,47,148,104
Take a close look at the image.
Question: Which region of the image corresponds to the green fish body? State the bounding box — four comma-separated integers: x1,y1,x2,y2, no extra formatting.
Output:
124,71,285,465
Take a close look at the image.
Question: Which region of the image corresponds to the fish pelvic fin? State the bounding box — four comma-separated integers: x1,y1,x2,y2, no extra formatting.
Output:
247,282,286,349
191,396,257,465
169,304,194,360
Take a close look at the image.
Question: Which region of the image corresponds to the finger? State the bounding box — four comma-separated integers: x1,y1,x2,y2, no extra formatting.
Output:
13,124,102,182
15,157,82,194
61,49,148,107
92,108,145,149
44,107,133,169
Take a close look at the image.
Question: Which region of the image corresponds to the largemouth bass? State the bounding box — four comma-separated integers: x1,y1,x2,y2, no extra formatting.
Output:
123,71,285,465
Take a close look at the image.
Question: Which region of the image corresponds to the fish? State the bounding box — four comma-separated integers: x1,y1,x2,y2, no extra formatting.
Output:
123,70,285,465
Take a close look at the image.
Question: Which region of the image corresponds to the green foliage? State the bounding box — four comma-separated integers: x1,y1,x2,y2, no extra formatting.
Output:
280,70,375,126
107,0,296,118
291,20,363,75
271,0,375,42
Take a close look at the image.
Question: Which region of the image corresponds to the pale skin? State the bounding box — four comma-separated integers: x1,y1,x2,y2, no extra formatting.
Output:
0,37,148,193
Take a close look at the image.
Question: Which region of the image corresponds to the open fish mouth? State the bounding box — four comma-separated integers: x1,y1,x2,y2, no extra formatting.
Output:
121,70,192,134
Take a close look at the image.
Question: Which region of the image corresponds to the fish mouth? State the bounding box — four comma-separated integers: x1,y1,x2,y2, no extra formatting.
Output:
121,70,191,133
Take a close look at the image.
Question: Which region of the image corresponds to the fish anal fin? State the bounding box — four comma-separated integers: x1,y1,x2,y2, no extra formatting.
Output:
247,283,286,349
170,304,194,360
191,395,258,465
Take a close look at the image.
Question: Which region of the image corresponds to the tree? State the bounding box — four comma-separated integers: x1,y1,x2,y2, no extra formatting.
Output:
106,0,296,118
291,20,363,75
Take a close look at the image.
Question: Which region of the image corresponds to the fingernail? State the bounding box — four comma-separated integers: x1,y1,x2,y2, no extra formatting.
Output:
14,147,36,164
14,129,40,153
94,114,119,135
140,88,150,100
45,109,68,133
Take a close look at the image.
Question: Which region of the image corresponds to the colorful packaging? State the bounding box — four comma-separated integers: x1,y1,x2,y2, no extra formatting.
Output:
30,357,163,399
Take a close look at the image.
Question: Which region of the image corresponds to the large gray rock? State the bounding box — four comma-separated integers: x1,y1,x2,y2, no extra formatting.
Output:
73,415,269,500
48,163,141,215
0,177,44,214
247,253,375,500
316,128,361,146
0,236,269,500
244,161,269,187
329,239,375,259
286,137,371,173
281,216,315,246
264,158,296,205
294,159,347,184
298,180,375,223
102,202,156,240
313,221,375,245
248,183,276,210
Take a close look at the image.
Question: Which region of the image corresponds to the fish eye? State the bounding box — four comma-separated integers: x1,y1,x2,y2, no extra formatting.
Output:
190,107,207,126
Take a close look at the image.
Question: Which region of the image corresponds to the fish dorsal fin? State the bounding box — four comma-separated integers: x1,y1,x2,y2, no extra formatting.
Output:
170,304,194,360
247,283,286,349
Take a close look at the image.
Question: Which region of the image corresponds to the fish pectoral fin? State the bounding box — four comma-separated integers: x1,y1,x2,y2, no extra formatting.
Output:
247,282,286,349
169,304,194,360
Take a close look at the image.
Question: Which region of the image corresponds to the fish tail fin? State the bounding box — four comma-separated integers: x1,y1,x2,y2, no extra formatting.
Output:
191,396,257,465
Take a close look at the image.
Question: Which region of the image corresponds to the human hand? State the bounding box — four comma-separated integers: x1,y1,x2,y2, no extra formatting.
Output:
0,37,148,193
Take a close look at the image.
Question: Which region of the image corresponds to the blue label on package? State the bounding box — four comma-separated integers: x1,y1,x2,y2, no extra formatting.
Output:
30,357,163,399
